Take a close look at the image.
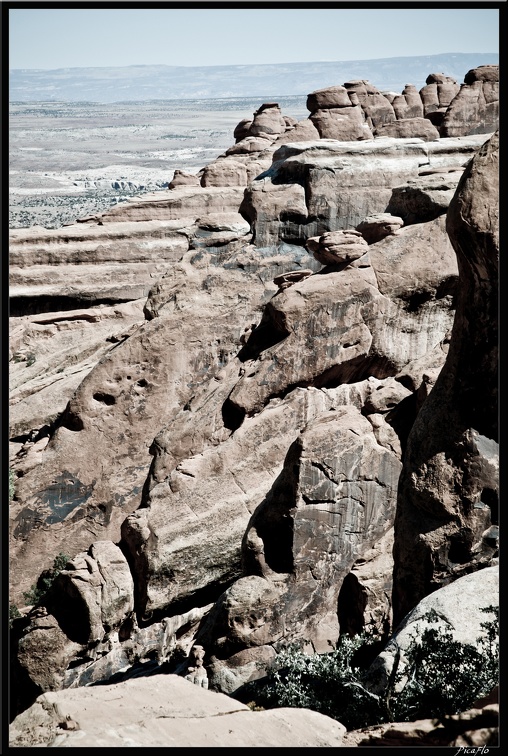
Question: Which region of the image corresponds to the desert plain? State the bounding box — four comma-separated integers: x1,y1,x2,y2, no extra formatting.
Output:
9,96,309,229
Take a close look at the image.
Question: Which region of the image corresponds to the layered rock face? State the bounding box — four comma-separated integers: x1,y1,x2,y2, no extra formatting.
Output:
392,131,499,626
239,136,487,246
9,67,498,726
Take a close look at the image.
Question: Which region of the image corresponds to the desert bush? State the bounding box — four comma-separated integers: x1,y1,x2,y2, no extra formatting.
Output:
255,606,498,730
22,552,71,607
388,606,499,722
256,634,384,730
9,604,22,627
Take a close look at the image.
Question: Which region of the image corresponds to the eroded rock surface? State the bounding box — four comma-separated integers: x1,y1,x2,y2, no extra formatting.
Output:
9,674,347,747
392,132,499,625
9,67,498,733
240,136,489,246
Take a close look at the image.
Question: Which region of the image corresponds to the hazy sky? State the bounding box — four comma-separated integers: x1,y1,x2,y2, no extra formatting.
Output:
9,6,500,70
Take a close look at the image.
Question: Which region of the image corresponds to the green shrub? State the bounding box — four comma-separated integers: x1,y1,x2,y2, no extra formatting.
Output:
22,585,46,607
22,552,71,607
9,604,22,627
255,606,498,730
388,606,499,723
257,634,384,730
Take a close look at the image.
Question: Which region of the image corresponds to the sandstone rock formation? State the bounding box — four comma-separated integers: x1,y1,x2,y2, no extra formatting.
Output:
374,117,440,141
356,213,404,244
420,72,461,128
9,67,498,742
441,66,499,137
392,131,499,625
239,136,488,247
167,169,200,189
9,674,347,747
342,689,498,747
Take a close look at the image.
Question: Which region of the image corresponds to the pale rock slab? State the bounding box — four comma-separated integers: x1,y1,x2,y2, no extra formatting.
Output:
9,674,347,747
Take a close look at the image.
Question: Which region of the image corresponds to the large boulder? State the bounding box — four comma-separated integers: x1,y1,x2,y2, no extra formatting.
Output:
271,117,320,146
356,213,404,244
310,105,372,141
249,103,287,138
200,155,272,187
374,117,440,142
391,85,424,120
307,229,369,265
306,85,353,111
46,541,135,645
343,80,395,128
239,178,308,248
386,168,464,225
168,169,200,189
419,72,460,127
9,674,347,747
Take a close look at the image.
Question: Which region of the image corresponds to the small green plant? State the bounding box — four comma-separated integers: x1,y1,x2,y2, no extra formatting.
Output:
388,606,499,723
257,634,384,730
246,701,265,711
254,606,498,730
22,552,71,607
9,604,22,627
22,584,46,607
26,352,36,367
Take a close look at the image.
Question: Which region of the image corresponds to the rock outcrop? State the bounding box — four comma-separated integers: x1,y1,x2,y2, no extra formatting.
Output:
441,66,499,137
343,689,498,747
239,136,488,247
8,674,347,747
392,131,499,625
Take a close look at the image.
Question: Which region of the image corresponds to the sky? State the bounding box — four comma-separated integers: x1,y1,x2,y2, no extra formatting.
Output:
8,5,500,70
